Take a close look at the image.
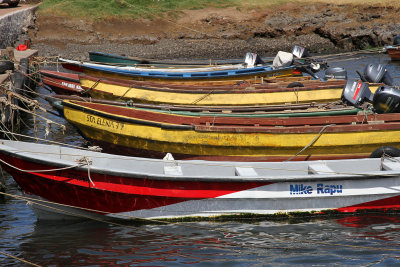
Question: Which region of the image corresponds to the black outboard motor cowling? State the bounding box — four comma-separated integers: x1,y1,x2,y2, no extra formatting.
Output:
324,67,347,80
393,35,400,46
341,80,373,108
363,64,394,86
372,86,400,113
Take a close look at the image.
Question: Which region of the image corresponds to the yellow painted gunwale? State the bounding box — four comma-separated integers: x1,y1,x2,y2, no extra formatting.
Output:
63,102,400,158
80,77,380,106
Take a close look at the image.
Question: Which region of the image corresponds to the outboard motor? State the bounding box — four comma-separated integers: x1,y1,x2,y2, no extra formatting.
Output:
292,45,311,59
360,64,394,86
393,35,400,46
372,86,400,113
324,67,347,80
292,45,328,80
244,52,264,68
341,80,373,108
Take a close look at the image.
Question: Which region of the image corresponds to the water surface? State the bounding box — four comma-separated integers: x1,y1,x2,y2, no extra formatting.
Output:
1,52,400,266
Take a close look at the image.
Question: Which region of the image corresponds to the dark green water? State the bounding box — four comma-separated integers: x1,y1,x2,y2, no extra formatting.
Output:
1,52,400,266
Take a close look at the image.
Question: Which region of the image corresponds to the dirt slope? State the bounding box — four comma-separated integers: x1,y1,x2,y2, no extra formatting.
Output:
23,3,400,60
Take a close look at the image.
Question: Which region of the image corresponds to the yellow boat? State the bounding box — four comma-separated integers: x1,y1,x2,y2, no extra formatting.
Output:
62,100,400,161
80,74,381,106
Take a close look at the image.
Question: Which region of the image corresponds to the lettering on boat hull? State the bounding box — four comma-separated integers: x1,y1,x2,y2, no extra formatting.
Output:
290,184,343,195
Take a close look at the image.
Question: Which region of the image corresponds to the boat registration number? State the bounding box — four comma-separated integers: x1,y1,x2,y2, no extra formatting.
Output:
86,115,125,130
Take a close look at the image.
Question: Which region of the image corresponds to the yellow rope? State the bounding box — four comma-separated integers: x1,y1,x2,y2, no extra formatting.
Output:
191,90,215,105
285,124,335,161
0,250,41,267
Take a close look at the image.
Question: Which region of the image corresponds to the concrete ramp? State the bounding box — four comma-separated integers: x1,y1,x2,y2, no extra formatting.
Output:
0,5,38,48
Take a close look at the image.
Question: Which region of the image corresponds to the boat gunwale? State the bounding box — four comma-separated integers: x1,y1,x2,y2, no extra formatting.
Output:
79,74,350,94
41,70,81,84
0,140,399,183
81,63,295,80
63,100,400,134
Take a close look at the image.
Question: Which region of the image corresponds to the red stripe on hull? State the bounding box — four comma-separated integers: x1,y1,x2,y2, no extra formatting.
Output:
336,194,400,213
61,63,83,73
42,77,83,95
1,156,270,214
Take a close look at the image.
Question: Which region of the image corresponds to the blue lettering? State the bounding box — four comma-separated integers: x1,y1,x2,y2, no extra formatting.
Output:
316,184,343,195
290,184,299,195
337,185,343,193
306,186,313,194
290,184,313,195
317,184,323,194
330,185,336,195
324,185,331,194
290,184,342,196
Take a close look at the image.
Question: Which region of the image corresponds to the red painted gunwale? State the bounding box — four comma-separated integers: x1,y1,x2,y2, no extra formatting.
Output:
2,149,400,216
387,47,400,61
40,70,84,95
66,100,400,134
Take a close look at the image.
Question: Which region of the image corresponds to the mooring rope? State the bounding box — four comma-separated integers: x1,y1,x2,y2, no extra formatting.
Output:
191,90,215,105
285,124,335,161
0,157,86,173
82,79,101,94
3,127,400,181
0,250,41,267
119,84,135,100
0,96,65,132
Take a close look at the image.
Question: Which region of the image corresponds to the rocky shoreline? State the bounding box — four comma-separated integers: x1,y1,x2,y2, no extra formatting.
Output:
22,3,400,60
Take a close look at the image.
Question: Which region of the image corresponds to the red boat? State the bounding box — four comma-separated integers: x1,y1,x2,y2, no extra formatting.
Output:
2,139,400,221
387,46,400,61
40,70,85,95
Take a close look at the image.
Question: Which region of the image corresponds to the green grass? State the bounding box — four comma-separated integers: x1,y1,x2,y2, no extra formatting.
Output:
38,0,236,19
38,0,400,19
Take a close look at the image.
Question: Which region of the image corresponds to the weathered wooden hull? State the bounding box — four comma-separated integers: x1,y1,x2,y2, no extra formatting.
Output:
63,100,400,161
89,51,254,66
387,47,400,61
80,74,380,106
1,140,400,220
40,70,84,95
80,63,298,82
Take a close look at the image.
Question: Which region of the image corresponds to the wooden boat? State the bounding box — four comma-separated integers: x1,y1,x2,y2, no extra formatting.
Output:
40,70,84,95
62,99,400,162
60,58,249,73
51,94,360,118
384,36,400,61
60,57,299,82
40,68,312,92
89,51,266,67
50,95,361,119
2,139,400,220
79,74,381,106
386,46,400,61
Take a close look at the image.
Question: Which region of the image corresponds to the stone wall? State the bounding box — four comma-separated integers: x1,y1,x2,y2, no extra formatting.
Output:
0,6,37,49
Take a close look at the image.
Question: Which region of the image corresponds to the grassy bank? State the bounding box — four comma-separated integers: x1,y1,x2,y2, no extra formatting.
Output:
38,0,399,19
38,0,235,19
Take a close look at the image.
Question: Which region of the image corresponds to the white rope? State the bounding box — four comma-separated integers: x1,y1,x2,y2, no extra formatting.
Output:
0,157,85,173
